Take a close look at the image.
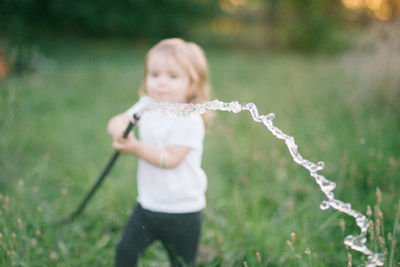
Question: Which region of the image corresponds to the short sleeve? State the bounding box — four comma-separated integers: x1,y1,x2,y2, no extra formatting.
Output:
167,115,205,149
126,96,155,119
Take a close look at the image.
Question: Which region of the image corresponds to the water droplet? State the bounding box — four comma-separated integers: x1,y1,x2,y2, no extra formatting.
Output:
317,161,325,171
320,201,330,210
229,101,242,113
367,253,385,266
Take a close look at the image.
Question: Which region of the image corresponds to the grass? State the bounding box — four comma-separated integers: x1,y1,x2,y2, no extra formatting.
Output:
1,38,399,266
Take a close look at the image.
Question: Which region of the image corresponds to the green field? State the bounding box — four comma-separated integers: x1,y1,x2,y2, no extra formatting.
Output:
1,40,399,266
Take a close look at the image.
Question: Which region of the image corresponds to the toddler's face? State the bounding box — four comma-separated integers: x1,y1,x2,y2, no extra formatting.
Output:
145,52,191,103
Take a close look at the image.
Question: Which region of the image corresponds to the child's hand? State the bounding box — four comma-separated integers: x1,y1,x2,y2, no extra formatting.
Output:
112,132,138,154
107,112,131,140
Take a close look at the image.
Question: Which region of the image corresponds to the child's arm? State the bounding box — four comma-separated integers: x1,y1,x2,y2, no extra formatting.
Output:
107,112,131,140
112,136,190,169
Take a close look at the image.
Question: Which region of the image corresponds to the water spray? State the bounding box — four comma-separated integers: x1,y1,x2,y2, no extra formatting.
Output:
136,99,385,267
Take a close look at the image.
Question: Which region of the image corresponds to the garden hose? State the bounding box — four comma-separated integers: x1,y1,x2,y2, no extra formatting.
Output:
55,113,140,224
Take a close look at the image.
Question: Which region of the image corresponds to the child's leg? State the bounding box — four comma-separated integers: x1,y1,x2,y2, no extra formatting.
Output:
158,212,202,267
115,205,155,267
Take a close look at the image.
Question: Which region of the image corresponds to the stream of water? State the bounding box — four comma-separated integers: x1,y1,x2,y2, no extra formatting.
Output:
137,99,385,266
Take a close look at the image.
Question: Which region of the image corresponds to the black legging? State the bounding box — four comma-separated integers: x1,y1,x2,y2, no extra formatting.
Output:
115,204,202,267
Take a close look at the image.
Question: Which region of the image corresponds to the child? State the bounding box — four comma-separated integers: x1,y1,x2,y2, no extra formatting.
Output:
107,38,211,267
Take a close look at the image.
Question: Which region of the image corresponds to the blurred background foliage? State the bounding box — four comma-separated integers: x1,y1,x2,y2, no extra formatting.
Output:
1,0,399,50
0,0,220,41
0,0,399,77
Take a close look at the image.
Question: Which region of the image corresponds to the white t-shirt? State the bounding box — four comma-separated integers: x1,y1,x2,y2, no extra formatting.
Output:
127,96,207,213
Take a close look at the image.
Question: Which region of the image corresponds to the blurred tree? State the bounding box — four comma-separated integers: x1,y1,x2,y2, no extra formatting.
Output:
0,0,220,74
264,0,279,48
391,0,400,19
277,0,346,51
0,0,397,56
341,0,400,21
0,0,220,39
215,0,346,51
0,0,42,74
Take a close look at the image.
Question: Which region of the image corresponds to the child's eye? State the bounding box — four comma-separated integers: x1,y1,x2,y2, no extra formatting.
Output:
169,74,178,79
150,72,159,77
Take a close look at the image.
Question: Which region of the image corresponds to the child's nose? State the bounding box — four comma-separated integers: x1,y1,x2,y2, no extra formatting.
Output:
158,76,167,87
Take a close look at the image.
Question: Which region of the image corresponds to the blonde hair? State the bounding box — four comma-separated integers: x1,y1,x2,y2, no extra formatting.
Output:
139,38,211,105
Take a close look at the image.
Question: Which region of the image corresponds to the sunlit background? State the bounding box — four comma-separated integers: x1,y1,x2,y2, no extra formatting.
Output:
341,0,397,20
